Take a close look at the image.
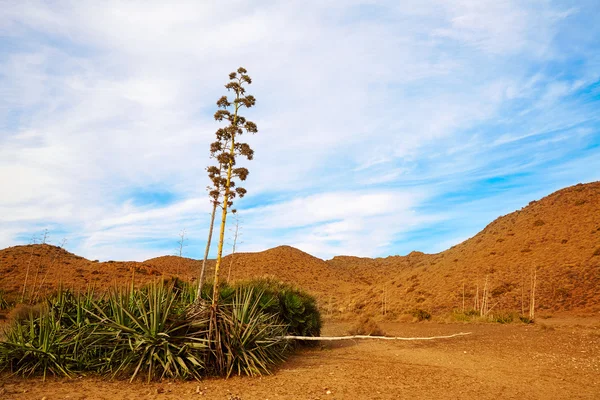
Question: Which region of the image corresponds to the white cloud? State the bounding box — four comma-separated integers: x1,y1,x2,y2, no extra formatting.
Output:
238,189,447,258
247,191,424,228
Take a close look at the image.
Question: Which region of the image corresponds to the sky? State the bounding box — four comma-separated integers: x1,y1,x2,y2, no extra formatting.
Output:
1,1,599,261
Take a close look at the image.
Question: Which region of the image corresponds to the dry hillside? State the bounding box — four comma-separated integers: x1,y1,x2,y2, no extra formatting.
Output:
328,181,600,317
1,181,599,319
0,244,165,303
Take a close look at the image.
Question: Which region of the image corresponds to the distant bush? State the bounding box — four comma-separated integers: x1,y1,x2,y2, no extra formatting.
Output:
348,316,385,336
519,316,534,324
533,219,545,227
452,310,534,324
593,247,600,257
410,309,431,321
489,312,516,324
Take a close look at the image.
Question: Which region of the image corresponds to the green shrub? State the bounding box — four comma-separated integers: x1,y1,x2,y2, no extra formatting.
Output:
489,312,515,324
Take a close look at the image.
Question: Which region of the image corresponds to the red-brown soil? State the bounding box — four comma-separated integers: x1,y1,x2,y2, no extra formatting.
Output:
1,319,599,399
1,181,599,318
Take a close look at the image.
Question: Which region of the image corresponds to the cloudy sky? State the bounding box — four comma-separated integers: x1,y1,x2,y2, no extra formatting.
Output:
1,1,599,261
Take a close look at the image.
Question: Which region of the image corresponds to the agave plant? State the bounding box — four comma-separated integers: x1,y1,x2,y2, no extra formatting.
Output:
0,302,75,379
213,287,289,377
87,281,210,382
0,279,321,381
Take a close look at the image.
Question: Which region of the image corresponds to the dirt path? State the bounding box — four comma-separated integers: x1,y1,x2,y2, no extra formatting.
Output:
1,320,599,399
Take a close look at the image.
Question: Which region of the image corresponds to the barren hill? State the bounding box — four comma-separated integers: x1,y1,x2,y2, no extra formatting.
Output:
215,246,346,292
146,245,357,302
1,182,599,318
327,182,600,317
0,244,163,302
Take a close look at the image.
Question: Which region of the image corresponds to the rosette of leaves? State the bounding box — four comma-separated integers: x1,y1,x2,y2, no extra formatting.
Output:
213,287,289,377
86,281,210,381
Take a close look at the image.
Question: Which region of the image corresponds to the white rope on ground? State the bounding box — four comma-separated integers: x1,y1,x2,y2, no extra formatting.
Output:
279,332,473,341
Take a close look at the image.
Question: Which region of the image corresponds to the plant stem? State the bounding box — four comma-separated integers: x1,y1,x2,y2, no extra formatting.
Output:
227,217,239,282
197,201,217,301
211,101,239,308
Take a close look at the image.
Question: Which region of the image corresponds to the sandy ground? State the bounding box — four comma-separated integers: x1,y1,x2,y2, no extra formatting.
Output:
1,319,599,400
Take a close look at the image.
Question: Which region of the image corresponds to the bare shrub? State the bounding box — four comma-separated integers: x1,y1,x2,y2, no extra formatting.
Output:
348,315,385,336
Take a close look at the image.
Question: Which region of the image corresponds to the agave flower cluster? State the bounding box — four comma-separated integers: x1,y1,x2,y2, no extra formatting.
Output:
207,67,257,211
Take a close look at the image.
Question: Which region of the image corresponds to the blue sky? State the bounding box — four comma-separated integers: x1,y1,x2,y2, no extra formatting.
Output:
1,1,599,261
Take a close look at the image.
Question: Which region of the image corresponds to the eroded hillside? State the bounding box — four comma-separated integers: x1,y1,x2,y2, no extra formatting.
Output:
328,182,600,317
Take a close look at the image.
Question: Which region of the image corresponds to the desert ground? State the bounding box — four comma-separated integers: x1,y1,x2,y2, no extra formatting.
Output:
1,317,599,400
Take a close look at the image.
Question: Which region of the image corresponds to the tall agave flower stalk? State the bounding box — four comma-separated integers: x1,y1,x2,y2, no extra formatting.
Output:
206,67,257,308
